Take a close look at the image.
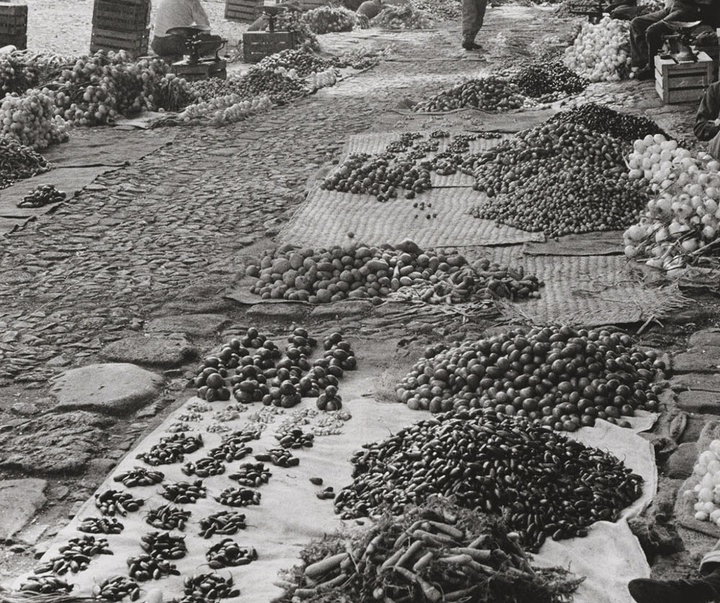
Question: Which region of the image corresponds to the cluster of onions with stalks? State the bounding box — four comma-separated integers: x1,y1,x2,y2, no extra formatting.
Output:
623,134,720,275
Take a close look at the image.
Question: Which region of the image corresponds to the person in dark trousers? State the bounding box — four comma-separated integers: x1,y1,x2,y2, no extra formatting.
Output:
462,0,488,50
629,552,720,603
694,80,720,158
629,0,719,80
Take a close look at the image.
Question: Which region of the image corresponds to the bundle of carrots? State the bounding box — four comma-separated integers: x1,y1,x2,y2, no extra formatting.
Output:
275,499,583,603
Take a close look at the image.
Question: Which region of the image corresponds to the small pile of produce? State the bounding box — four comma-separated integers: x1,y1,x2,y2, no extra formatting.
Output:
302,6,358,33
623,135,720,272
563,16,631,82
306,67,338,92
510,60,588,100
190,328,357,407
256,48,335,78
396,325,663,424
245,242,542,304
548,103,668,143
0,51,68,95
0,89,69,150
0,135,51,189
334,409,644,551
371,4,435,29
469,120,649,236
414,75,526,112
687,440,720,524
17,183,66,208
277,500,583,603
410,0,460,19
277,10,321,51
321,151,432,200
227,66,308,105
178,93,273,125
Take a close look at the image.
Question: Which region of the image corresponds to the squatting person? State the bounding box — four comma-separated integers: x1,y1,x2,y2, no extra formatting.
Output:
151,0,212,61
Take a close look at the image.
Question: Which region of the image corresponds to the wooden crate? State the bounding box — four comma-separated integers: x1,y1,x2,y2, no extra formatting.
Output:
171,59,227,81
225,0,263,23
92,0,150,33
242,31,296,63
90,26,149,56
0,2,27,50
655,51,714,104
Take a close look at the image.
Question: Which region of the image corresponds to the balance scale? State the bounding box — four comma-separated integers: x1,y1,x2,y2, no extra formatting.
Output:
167,26,228,80
659,20,703,63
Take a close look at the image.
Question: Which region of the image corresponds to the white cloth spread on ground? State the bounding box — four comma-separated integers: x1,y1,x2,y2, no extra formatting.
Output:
8,371,657,603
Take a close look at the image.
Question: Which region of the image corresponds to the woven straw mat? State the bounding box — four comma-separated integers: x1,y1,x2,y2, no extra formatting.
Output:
277,187,544,248
491,253,689,327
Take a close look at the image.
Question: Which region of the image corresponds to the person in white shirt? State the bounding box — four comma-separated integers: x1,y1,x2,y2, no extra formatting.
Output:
151,0,211,60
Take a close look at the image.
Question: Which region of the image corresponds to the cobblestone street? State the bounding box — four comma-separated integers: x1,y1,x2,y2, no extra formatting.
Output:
2,1,720,599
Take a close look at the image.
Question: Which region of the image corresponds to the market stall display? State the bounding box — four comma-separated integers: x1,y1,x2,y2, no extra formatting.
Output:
468,118,651,237
243,242,542,304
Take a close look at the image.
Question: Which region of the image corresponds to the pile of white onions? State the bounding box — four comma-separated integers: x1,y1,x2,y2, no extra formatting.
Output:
688,440,720,524
307,68,338,92
623,134,720,273
563,16,631,82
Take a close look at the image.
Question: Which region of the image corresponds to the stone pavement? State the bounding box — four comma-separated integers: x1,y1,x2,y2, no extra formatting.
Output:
0,3,719,588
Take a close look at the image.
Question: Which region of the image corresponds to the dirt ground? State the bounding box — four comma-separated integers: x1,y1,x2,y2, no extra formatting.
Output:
2,0,720,598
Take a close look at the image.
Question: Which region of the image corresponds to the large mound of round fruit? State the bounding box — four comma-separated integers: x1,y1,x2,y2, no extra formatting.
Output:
395,325,664,431
244,242,542,304
191,328,356,412
468,120,650,237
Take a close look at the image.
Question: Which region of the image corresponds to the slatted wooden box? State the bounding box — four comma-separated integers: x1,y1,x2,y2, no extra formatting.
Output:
225,0,263,23
0,2,28,50
92,0,150,33
90,27,149,56
655,50,714,104
242,31,296,63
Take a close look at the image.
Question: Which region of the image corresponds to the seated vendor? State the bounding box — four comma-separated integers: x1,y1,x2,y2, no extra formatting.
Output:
151,0,211,61
694,80,720,159
629,0,720,80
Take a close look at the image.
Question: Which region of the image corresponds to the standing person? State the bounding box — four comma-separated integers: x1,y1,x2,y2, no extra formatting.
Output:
151,0,211,61
694,80,720,159
462,0,488,51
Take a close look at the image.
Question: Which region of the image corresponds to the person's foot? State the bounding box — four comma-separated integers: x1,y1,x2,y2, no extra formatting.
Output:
628,577,717,603
631,66,653,81
462,41,483,51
